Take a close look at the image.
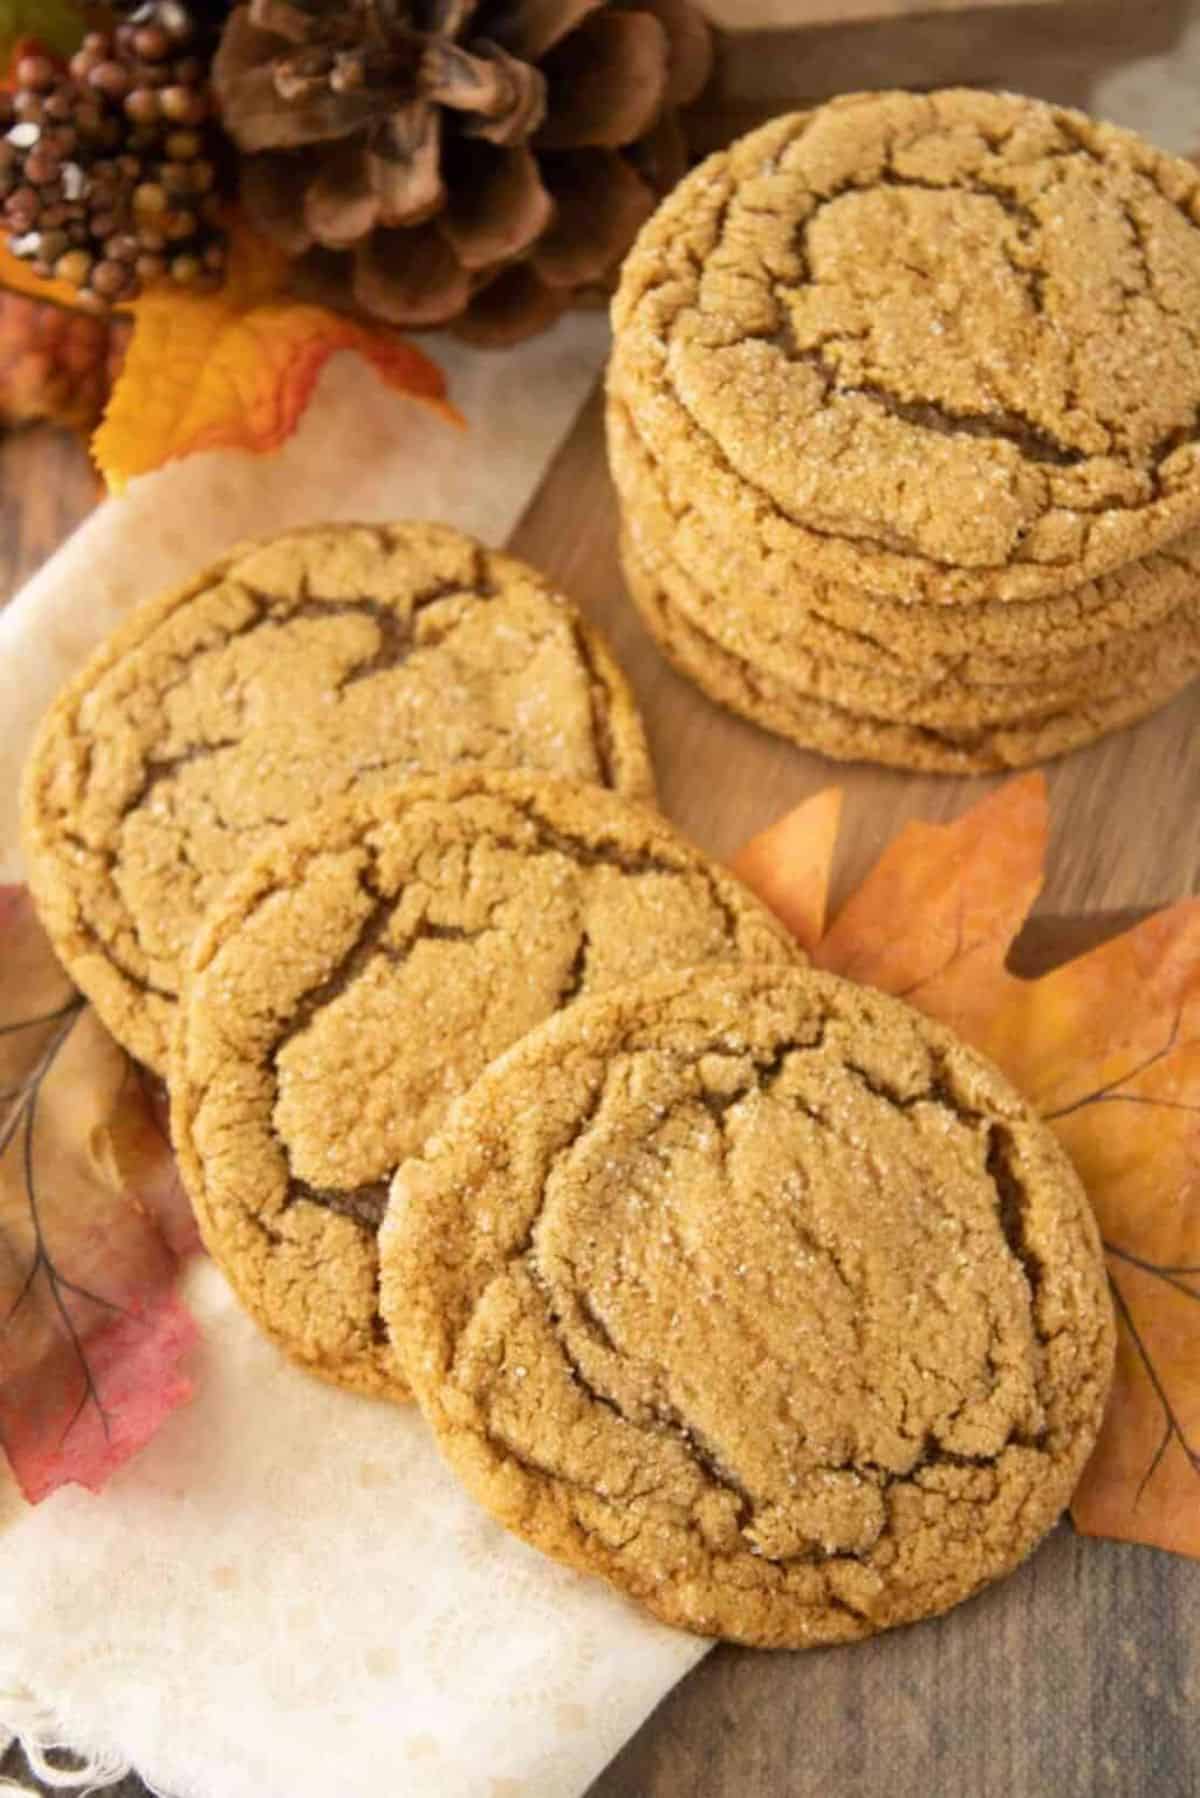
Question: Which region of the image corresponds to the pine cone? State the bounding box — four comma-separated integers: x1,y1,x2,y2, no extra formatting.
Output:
213,0,713,345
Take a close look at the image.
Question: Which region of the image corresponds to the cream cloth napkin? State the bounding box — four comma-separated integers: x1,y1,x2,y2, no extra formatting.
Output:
0,318,707,1798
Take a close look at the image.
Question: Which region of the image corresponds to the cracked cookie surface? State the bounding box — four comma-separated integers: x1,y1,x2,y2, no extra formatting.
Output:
609,390,1200,673
622,514,1200,732
20,522,654,1073
381,964,1114,1646
619,528,1200,772
611,89,1200,602
170,771,801,1398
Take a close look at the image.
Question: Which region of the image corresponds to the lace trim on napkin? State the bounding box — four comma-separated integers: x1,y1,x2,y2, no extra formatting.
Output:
0,1686,167,1797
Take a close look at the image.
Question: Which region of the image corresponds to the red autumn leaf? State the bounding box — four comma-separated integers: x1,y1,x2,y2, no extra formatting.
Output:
0,886,199,1503
736,778,1200,1560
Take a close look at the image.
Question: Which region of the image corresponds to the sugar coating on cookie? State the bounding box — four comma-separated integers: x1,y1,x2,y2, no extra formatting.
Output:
618,525,1200,769
170,772,801,1398
608,391,1200,669
20,523,654,1073
612,89,1200,602
382,965,1114,1646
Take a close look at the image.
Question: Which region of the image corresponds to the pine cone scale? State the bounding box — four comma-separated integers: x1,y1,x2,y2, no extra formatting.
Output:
370,106,445,226
215,14,381,149
440,144,552,270
534,12,668,150
532,148,653,288
240,148,315,251
487,0,606,62
455,260,568,345
304,140,379,246
636,0,714,109
248,0,330,42
354,219,469,324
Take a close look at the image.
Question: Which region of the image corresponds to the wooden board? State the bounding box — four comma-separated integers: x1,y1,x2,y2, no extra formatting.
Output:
703,0,1065,25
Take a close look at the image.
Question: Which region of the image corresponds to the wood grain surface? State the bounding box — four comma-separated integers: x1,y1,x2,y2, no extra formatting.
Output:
703,0,1064,26
3,5,1200,1796
692,0,1193,156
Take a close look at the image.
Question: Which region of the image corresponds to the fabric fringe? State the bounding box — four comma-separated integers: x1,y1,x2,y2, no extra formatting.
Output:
0,1685,164,1797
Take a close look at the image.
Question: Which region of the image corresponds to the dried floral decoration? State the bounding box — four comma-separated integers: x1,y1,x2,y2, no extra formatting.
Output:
0,212,453,488
2,9,227,311
735,775,1200,1560
0,20,453,487
0,285,127,432
214,0,713,344
0,887,199,1505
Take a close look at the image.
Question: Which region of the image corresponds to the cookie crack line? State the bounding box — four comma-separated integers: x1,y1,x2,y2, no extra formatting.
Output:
289,1176,391,1230
460,1024,1049,1571
836,382,1085,472
527,1251,758,1527
556,930,590,1008
266,878,497,1231
628,127,1200,560
260,806,756,1233
109,578,494,828
746,316,1091,472
988,1124,1045,1306
504,796,687,879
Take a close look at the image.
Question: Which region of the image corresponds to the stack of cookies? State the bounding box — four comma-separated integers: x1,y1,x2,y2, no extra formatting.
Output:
608,88,1200,772
24,519,1114,1646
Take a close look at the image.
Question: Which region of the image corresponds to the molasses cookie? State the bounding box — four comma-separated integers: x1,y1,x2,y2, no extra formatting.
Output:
21,523,654,1072
619,529,1197,771
626,523,1200,732
171,772,801,1398
381,964,1115,1647
611,89,1200,604
626,525,1200,733
608,391,1200,674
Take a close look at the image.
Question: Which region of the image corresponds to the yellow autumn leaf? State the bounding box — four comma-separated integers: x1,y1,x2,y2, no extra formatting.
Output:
89,222,457,491
0,236,94,314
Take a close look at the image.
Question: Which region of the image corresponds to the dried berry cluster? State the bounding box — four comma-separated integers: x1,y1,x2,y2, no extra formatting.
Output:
0,2,226,309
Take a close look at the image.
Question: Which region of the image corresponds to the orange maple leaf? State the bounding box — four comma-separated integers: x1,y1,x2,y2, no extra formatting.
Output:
731,787,842,952
735,776,1200,1560
0,221,455,491
91,222,456,492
